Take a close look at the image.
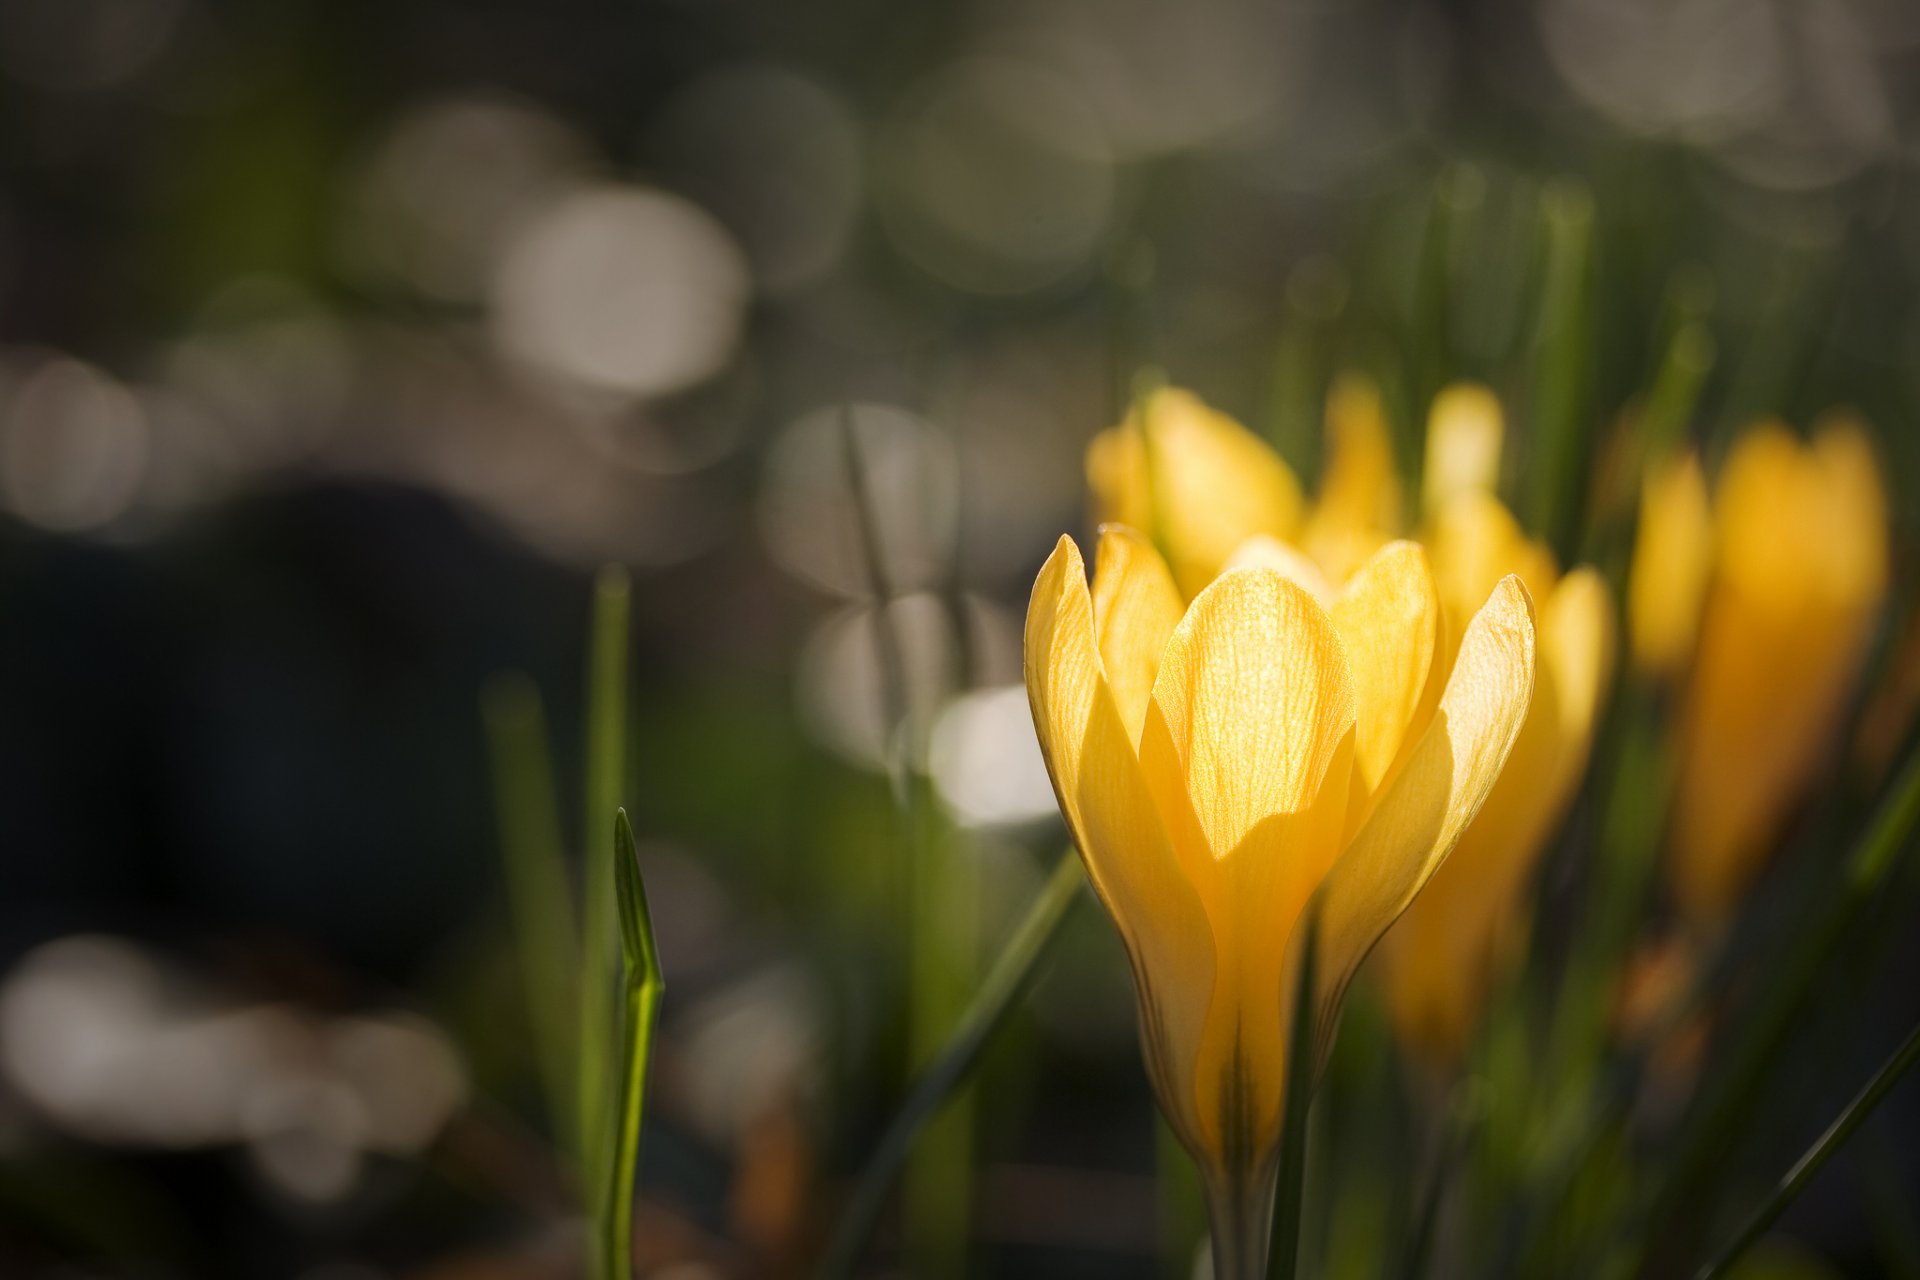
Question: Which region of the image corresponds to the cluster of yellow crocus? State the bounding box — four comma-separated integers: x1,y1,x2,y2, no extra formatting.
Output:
1073,382,1616,1063
1026,530,1534,1269
1628,420,1889,927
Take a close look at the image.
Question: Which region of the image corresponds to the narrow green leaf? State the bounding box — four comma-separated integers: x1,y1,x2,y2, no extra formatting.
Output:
1526,179,1595,560
818,850,1085,1280
581,565,632,1276
605,809,665,1280
481,672,580,1157
1644,739,1920,1261
1268,905,1321,1280
1693,1017,1920,1280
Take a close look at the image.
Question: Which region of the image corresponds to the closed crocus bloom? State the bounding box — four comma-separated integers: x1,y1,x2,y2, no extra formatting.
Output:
1421,383,1505,515
1377,490,1616,1059
1628,450,1714,680
1669,420,1888,924
1085,387,1304,597
1026,527,1535,1275
1301,377,1403,583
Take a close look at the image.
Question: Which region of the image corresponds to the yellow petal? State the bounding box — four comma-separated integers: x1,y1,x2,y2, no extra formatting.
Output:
1303,376,1402,582
1421,383,1505,515
1086,425,1152,531
1317,575,1536,1051
1669,421,1887,923
1222,534,1334,605
1425,489,1558,657
1331,540,1440,813
1136,568,1356,1161
1628,450,1713,679
1539,568,1616,802
1025,535,1217,1147
1087,388,1304,597
1140,568,1356,877
1091,525,1185,746
1375,568,1610,1057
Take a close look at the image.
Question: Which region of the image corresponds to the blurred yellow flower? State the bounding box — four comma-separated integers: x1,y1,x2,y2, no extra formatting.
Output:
1025,528,1535,1264
1080,381,1615,1065
1085,386,1304,597
1627,450,1714,680
1667,419,1888,925
1375,489,1616,1059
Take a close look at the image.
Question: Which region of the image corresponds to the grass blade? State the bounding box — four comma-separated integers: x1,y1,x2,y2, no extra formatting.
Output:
1693,1017,1920,1280
1526,179,1595,560
818,849,1085,1280
604,809,665,1280
581,566,632,1270
481,673,580,1157
1642,739,1920,1263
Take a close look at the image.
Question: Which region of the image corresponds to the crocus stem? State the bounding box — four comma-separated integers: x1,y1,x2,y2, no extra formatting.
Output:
817,850,1085,1280
1207,1164,1278,1280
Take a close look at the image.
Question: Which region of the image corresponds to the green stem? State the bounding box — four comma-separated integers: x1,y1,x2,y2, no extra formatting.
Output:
1693,1017,1920,1280
605,810,664,1280
1267,907,1321,1280
818,850,1085,1279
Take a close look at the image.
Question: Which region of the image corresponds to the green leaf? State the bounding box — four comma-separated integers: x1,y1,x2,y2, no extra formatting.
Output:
1693,1017,1920,1280
604,808,665,1280
481,672,580,1157
818,849,1085,1280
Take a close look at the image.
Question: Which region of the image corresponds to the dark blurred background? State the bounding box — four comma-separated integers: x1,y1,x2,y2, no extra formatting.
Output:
2,1,1919,1277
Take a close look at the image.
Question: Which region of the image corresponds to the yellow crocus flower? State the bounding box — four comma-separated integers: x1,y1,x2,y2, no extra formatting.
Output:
1300,376,1402,583
1025,527,1536,1271
1667,419,1887,924
1421,383,1505,514
1085,386,1305,597
1627,450,1714,681
1375,490,1616,1058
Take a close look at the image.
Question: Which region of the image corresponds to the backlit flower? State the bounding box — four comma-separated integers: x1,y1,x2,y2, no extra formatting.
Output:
1025,527,1535,1271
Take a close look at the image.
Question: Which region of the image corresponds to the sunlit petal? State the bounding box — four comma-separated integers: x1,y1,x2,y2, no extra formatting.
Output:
1024,535,1217,1145
1420,383,1504,515
1330,540,1440,813
1091,525,1185,745
1316,575,1536,1047
1222,534,1333,605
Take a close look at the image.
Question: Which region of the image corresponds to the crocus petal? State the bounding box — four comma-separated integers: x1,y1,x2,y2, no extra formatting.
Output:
1669,421,1887,923
1331,541,1440,812
1091,525,1185,746
1140,568,1357,878
1088,388,1304,597
1315,575,1536,1048
1222,534,1334,605
1421,383,1504,515
1425,490,1558,661
1024,535,1216,1146
1539,568,1616,802
1628,450,1712,680
1303,377,1402,583
1137,568,1356,1162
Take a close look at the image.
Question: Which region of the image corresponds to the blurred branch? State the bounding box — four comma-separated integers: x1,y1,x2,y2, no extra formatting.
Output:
818,849,1086,1280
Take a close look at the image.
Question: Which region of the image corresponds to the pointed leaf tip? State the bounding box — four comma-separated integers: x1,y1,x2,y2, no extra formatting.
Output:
612,809,659,982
